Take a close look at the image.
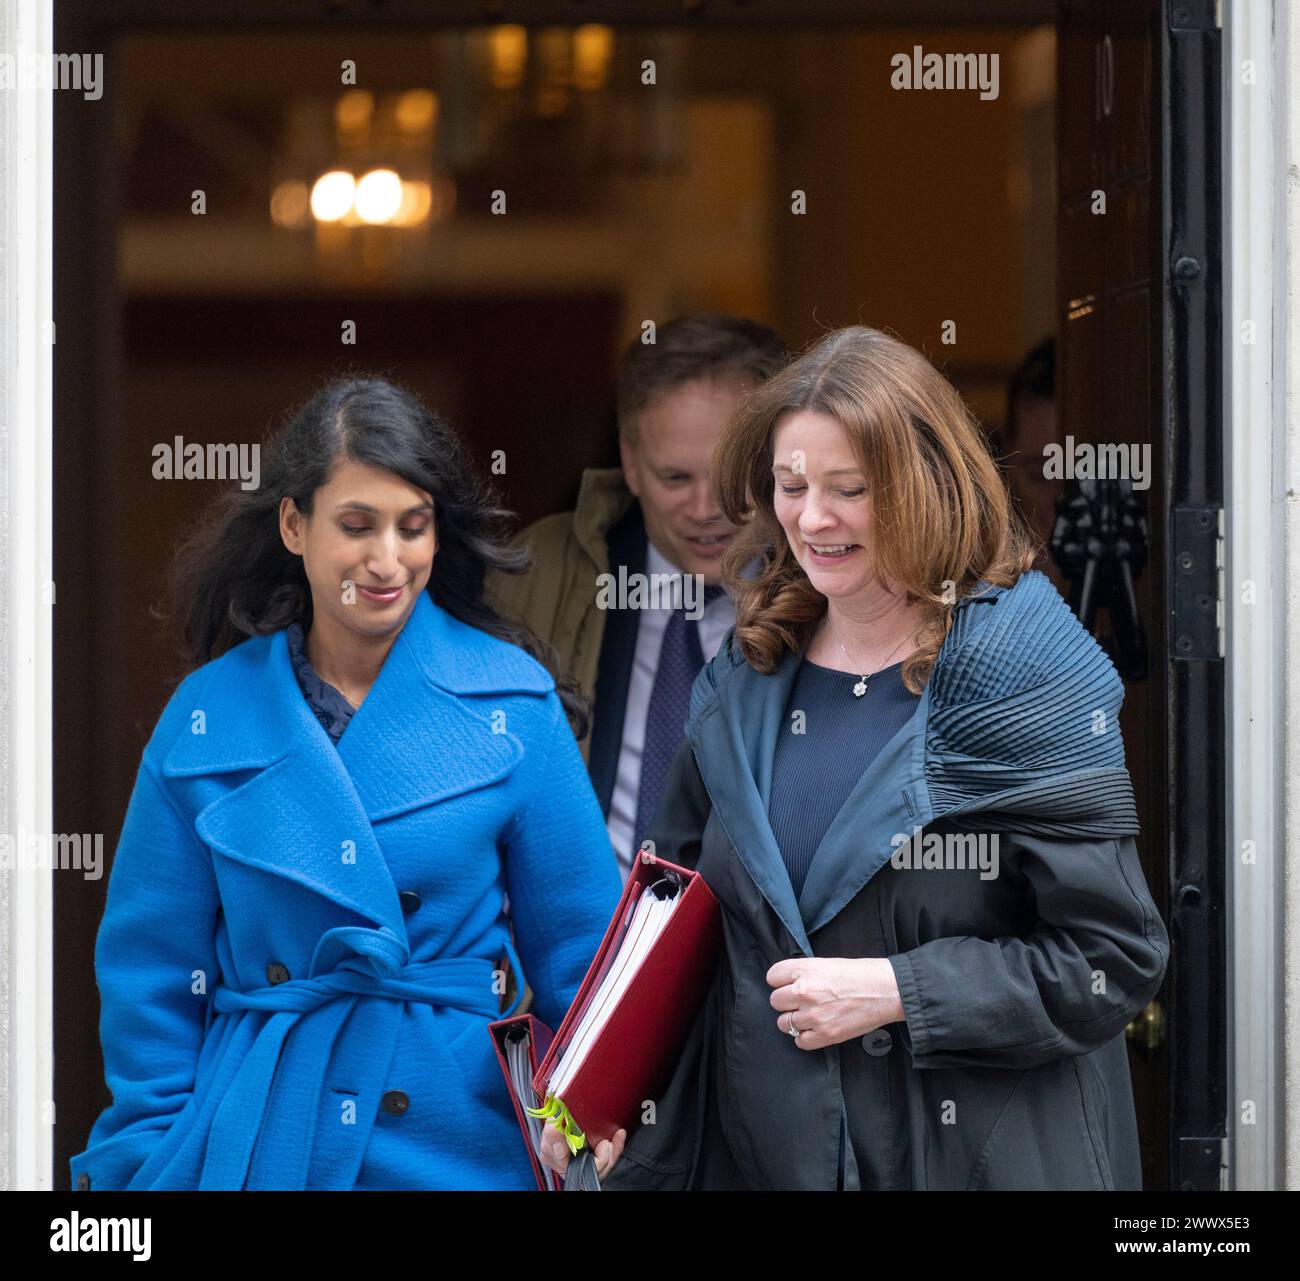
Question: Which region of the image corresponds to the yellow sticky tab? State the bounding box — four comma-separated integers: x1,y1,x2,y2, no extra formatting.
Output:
524,1095,559,1122
525,1094,587,1155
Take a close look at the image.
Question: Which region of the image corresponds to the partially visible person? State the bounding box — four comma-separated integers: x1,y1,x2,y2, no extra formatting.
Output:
540,325,1167,1191
992,337,1067,595
489,314,787,881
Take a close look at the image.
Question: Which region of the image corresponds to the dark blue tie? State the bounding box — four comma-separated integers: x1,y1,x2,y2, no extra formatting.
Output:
633,584,726,861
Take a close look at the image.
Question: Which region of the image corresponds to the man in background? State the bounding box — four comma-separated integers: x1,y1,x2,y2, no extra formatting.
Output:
489,314,787,880
993,337,1068,596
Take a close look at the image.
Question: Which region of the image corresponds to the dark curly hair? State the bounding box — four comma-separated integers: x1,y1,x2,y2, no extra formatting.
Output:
168,374,590,736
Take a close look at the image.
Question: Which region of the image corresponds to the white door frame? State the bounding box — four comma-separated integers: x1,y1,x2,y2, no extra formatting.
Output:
1222,0,1294,1192
0,0,55,1192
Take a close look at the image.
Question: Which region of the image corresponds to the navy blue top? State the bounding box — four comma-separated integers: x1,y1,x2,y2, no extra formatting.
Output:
286,622,357,745
768,657,922,900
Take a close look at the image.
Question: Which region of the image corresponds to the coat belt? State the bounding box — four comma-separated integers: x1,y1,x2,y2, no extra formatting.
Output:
198,943,523,1190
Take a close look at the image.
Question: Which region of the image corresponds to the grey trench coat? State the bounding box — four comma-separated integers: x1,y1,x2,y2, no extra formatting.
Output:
603,585,1170,1192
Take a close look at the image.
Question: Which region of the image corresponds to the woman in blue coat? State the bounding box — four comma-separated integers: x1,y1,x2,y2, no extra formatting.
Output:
70,377,623,1191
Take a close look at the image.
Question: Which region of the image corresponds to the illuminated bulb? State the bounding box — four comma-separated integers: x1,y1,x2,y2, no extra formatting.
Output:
574,25,612,91
490,25,527,90
335,90,374,132
270,180,310,227
391,180,434,227
310,170,356,222
355,168,403,224
395,90,437,134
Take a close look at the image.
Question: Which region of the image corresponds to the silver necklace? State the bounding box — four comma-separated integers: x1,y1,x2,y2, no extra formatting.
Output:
830,618,917,698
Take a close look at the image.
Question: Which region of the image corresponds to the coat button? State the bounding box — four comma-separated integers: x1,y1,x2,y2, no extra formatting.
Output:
398,891,421,915
76,1172,90,1191
862,1029,893,1056
266,962,290,985
381,1090,409,1116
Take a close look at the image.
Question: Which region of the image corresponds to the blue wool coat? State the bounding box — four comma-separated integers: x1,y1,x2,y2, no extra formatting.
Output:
71,589,623,1191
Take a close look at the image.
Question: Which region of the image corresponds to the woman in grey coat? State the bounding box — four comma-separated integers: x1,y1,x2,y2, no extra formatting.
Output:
541,325,1169,1191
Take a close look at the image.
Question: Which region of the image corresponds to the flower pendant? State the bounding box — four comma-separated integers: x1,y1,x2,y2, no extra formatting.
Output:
853,677,868,698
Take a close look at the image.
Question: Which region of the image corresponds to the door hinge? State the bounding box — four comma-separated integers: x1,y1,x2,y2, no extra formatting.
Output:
1216,507,1225,657
1169,0,1218,33
1177,1135,1227,1190
1171,505,1224,661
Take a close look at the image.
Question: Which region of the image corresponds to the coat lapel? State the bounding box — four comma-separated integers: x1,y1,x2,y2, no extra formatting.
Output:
687,639,812,955
163,590,552,942
688,635,937,956
334,589,548,820
587,502,648,815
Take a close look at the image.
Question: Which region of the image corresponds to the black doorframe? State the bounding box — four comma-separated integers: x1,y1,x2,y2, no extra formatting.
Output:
1162,0,1226,1193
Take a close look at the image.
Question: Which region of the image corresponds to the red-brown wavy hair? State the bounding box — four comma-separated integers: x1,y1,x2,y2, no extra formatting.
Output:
714,326,1037,694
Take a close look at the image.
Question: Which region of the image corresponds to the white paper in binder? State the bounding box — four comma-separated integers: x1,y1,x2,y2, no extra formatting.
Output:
545,883,682,1099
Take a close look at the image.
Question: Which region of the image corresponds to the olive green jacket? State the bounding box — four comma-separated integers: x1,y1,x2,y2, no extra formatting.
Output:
486,468,636,764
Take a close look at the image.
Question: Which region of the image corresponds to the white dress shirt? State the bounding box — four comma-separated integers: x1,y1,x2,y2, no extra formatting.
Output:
606,540,746,882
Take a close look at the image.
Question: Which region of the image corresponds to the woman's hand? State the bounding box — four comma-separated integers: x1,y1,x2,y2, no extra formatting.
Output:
538,1122,627,1181
766,957,906,1050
